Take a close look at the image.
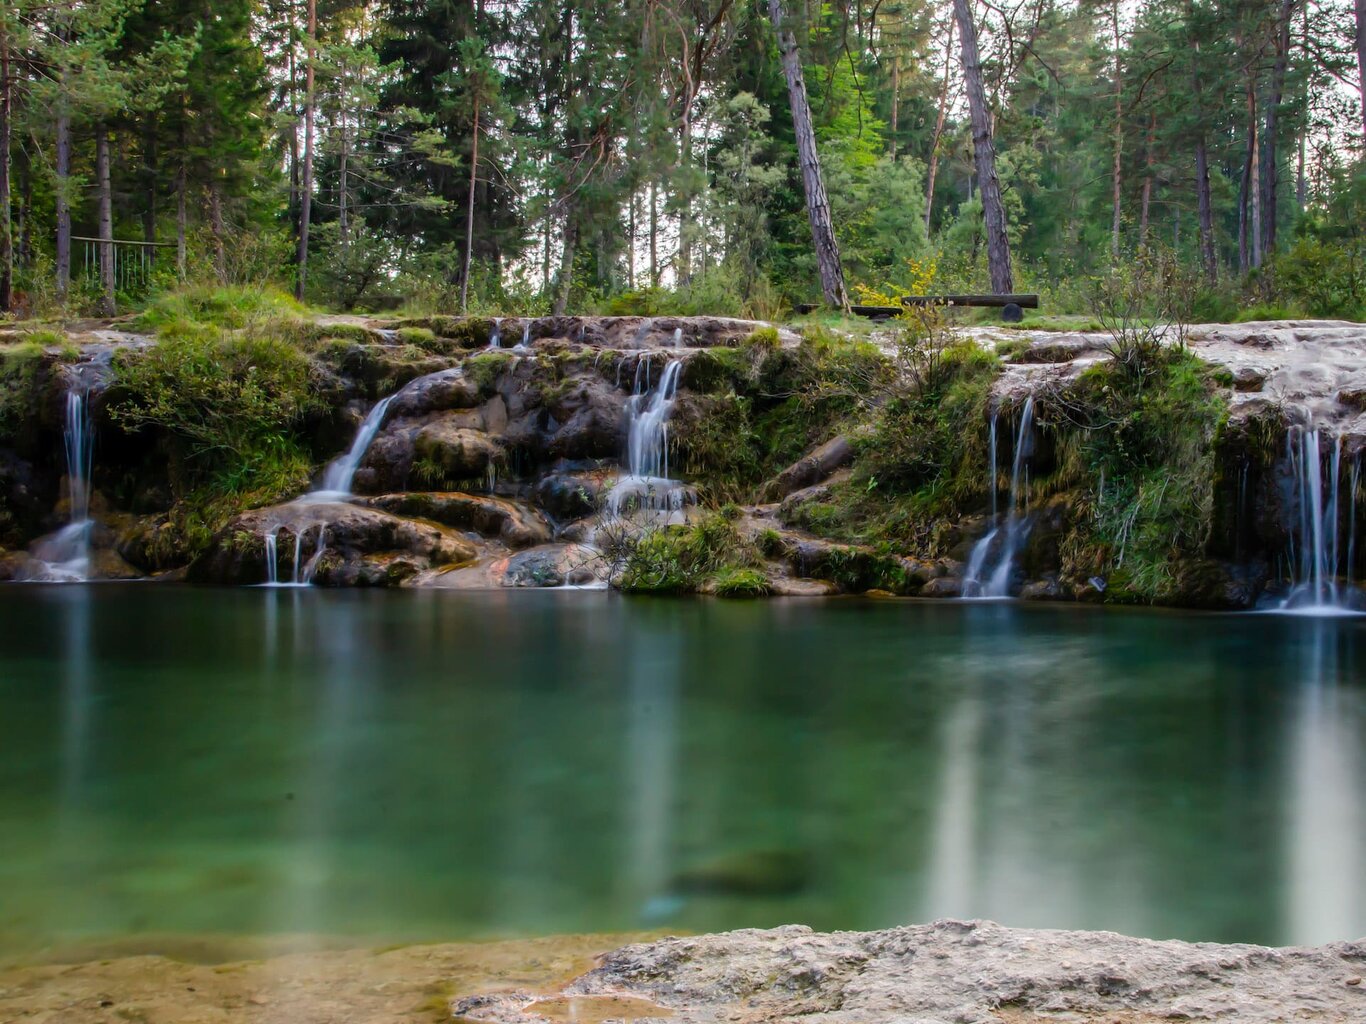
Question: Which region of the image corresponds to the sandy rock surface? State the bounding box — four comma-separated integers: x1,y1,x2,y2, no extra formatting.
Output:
456,921,1366,1024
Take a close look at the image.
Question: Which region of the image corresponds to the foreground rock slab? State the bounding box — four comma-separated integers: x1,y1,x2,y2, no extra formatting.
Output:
455,921,1366,1024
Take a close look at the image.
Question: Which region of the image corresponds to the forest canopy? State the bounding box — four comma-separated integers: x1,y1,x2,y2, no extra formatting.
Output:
0,0,1364,321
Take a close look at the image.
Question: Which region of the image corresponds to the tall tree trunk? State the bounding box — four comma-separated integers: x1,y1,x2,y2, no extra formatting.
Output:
889,57,899,159
209,181,226,282
1356,0,1366,140
18,156,31,271
1139,113,1156,250
649,180,659,287
1110,3,1124,261
295,0,316,302
553,205,577,315
953,0,1013,292
95,125,115,316
141,123,157,248
627,190,636,290
55,114,71,301
769,0,848,307
460,100,479,313
1238,81,1257,274
924,19,955,234
1188,10,1217,283
338,106,349,252
175,112,188,282
1261,0,1295,262
677,124,692,284
0,28,12,312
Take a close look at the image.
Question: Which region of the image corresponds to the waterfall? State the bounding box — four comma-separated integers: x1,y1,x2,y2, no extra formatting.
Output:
607,357,691,515
963,397,1035,599
514,321,531,351
261,523,326,587
28,372,100,581
1280,427,1355,612
489,318,502,348
672,328,683,348
311,394,396,498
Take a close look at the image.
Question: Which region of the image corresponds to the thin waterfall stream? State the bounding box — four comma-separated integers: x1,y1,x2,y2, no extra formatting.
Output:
1279,426,1360,614
963,397,1035,599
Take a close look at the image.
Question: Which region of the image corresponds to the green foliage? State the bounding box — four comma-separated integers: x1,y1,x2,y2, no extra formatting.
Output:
1056,347,1228,602
619,512,759,593
711,567,772,597
107,327,322,550
0,343,47,443
137,286,308,332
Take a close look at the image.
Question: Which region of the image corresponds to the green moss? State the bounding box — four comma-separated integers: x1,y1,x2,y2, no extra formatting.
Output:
462,351,512,395
745,326,780,350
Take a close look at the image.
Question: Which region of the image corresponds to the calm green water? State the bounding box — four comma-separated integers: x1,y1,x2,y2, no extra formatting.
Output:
1,587,1363,958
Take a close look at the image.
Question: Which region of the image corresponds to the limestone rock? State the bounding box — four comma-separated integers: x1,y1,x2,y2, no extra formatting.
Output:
413,423,503,480
760,435,853,502
365,492,550,549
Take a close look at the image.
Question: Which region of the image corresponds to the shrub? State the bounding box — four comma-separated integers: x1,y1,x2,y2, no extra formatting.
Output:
712,567,772,597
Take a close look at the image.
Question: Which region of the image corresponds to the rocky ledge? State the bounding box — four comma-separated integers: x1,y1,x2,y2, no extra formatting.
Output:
454,920,1366,1024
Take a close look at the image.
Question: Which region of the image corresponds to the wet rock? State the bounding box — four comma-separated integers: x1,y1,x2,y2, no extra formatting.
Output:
534,472,606,521
1234,365,1269,392
115,515,192,573
919,576,962,598
1019,575,1067,601
760,436,853,502
770,576,840,597
414,423,503,479
365,492,551,549
486,544,605,588
190,501,477,586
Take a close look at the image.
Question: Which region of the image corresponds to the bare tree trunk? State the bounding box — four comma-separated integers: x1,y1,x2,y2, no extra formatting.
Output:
649,180,658,287
56,115,71,301
676,124,692,284
553,205,577,315
176,118,187,282
924,19,955,234
1261,0,1295,262
0,29,11,312
295,0,316,302
1238,81,1257,274
1195,138,1216,282
769,0,848,307
953,0,1013,292
95,126,116,316
461,100,479,313
1357,0,1366,140
1188,8,1217,283
627,190,636,290
208,181,226,282
1110,2,1123,261
338,108,349,252
889,57,899,159
1139,113,1155,250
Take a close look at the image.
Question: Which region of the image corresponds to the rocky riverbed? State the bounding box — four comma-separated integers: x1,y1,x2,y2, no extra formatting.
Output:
2,921,1363,1023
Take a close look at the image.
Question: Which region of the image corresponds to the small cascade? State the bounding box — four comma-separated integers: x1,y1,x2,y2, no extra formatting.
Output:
489,317,502,348
963,397,1035,599
1279,427,1357,613
261,523,327,587
513,320,532,352
28,361,107,581
309,394,397,500
606,357,692,516
671,328,683,348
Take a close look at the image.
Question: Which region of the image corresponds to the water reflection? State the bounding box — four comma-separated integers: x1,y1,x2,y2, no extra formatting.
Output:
0,589,1363,959
1286,618,1363,945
